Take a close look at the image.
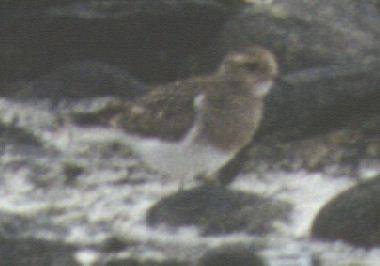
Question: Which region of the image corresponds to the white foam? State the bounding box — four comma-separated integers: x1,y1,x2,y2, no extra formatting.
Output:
232,172,354,237
1,98,380,265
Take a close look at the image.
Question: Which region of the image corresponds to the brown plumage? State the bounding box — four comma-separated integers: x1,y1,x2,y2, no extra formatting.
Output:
69,46,278,185
111,47,277,150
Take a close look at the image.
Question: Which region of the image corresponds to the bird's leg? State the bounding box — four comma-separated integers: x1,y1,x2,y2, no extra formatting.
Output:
194,173,207,183
65,122,74,154
178,177,185,191
195,172,222,186
177,173,195,191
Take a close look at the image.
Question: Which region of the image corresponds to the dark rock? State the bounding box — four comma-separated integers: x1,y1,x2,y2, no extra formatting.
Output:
311,175,380,248
0,123,41,146
197,244,266,266
62,161,85,183
96,237,132,253
259,61,380,141
0,1,79,9
0,0,242,83
147,185,290,235
105,258,187,266
0,237,79,266
64,99,128,127
0,211,69,239
219,111,380,185
92,238,189,265
12,61,148,98
222,0,380,72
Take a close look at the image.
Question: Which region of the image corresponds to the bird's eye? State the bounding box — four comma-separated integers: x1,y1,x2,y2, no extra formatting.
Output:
244,62,260,71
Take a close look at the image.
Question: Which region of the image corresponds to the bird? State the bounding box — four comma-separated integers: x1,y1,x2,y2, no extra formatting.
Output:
70,46,278,188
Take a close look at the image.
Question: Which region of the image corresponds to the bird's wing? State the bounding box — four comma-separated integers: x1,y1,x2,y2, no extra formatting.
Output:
111,80,203,141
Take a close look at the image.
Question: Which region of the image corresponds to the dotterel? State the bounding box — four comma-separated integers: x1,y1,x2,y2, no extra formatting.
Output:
110,47,278,187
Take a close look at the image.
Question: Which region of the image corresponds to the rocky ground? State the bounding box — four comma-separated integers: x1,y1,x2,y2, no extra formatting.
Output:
0,0,379,265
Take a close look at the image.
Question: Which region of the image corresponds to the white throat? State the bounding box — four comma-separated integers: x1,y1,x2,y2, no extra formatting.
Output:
253,80,272,98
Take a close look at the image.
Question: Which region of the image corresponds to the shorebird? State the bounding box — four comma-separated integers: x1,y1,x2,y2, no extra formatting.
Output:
69,46,278,187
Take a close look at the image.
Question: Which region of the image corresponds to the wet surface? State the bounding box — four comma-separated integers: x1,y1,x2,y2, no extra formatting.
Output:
0,98,379,265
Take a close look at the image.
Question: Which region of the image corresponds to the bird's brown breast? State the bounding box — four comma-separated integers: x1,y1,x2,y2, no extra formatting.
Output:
197,91,264,151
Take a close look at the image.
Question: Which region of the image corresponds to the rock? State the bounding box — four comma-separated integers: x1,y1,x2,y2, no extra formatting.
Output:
0,237,79,266
219,111,380,185
147,185,290,235
197,244,266,266
311,175,380,248
63,99,128,127
0,122,41,146
12,61,148,98
259,61,380,141
222,0,380,71
0,0,242,83
62,161,85,183
104,258,187,266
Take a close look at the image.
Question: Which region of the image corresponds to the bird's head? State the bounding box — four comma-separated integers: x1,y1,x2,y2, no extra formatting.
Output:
216,47,278,98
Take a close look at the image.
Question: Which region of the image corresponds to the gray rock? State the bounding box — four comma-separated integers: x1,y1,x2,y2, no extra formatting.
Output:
219,110,380,185
147,185,290,235
0,0,241,83
13,61,147,98
0,122,41,146
221,0,380,71
197,244,266,266
311,174,380,248
104,258,187,266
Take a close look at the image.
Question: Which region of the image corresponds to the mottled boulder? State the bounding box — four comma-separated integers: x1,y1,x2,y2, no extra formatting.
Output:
220,112,380,185
11,61,147,98
311,175,380,248
222,0,380,71
0,122,41,146
147,185,290,235
0,0,242,84
104,258,187,266
197,244,266,266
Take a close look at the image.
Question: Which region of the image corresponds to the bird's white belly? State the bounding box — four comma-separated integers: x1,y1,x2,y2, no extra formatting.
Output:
122,133,233,182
